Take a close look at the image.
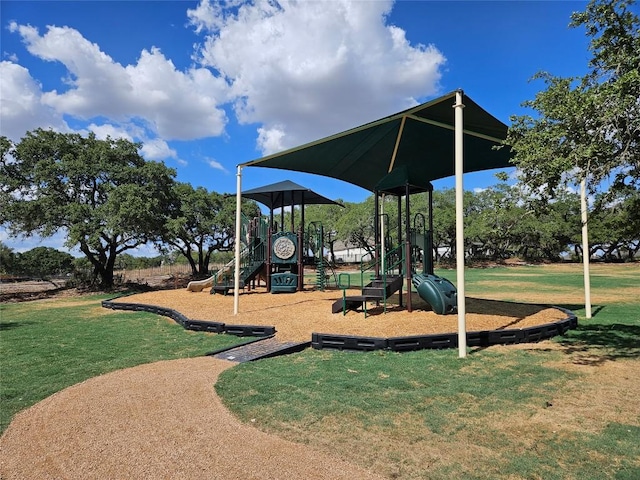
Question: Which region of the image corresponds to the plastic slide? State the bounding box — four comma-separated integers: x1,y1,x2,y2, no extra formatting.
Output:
411,273,457,315
186,276,215,292
186,259,235,292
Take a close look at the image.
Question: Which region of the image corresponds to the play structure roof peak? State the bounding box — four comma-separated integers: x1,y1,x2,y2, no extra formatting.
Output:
241,90,513,192
242,180,343,209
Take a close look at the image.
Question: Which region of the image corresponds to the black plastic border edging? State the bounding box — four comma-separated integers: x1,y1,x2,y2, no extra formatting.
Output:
102,296,578,354
312,306,579,352
101,297,276,337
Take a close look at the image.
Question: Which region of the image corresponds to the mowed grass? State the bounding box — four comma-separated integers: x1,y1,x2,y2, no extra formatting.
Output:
0,294,249,433
217,263,640,480
1,264,638,479
461,263,639,305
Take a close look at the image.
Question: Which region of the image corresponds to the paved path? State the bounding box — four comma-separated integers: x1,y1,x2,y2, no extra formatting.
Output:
212,337,310,362
0,357,383,480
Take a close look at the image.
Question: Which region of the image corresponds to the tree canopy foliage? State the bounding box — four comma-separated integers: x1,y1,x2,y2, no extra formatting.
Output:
159,183,260,276
506,0,639,197
0,129,176,287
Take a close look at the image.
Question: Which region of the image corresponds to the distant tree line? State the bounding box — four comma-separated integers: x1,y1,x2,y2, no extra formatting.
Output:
303,176,639,265
0,245,75,279
3,173,636,285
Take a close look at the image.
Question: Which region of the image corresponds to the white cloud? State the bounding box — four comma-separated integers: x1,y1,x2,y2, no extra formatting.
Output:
191,0,446,154
7,22,230,141
4,2,446,166
256,125,286,155
207,158,227,172
3,52,19,62
187,0,245,34
87,123,188,165
88,123,133,141
139,137,180,164
0,61,68,140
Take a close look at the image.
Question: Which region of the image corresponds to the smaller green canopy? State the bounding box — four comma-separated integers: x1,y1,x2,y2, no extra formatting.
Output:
242,180,343,209
375,165,433,196
241,91,512,192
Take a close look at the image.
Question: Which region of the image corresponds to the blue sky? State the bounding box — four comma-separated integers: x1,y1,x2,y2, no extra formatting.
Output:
1,0,593,254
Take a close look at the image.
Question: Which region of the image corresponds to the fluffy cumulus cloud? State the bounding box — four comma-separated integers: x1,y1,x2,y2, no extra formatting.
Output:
3,21,229,147
0,60,68,140
189,0,446,153
2,1,446,163
139,137,182,164
86,123,133,142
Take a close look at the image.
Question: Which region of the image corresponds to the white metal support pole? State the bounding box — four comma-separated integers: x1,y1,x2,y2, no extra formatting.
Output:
454,90,467,358
580,178,592,319
381,194,386,273
233,165,243,315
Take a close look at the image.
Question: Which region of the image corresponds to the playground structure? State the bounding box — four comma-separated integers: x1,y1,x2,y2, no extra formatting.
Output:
187,173,459,316
122,91,580,352
186,178,459,317
333,167,457,316
187,181,342,295
186,173,458,316
234,90,518,341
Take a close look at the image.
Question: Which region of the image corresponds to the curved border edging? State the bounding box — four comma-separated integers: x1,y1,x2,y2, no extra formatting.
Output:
101,297,276,337
102,296,578,353
311,306,578,352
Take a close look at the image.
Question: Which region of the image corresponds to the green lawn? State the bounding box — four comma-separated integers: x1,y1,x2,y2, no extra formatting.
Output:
217,263,640,480
0,294,249,433
1,265,638,479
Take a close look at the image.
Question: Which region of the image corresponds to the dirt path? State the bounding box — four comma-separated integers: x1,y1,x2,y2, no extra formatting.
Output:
0,357,383,480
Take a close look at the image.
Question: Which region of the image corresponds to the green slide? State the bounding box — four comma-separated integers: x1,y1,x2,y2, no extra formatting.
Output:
411,273,457,315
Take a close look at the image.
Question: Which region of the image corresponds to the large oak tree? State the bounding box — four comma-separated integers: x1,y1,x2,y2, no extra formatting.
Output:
506,0,639,197
0,129,176,288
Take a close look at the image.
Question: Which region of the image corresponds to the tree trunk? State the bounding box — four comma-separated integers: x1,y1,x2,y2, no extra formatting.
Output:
183,246,198,276
79,241,114,289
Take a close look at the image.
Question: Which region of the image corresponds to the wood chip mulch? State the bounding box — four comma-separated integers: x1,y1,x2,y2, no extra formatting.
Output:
116,287,568,342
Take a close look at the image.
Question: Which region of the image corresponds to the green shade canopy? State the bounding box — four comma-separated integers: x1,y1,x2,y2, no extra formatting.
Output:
242,180,343,209
375,165,433,196
241,91,512,192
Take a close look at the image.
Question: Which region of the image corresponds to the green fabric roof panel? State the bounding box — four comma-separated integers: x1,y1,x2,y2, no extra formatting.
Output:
242,180,343,209
375,166,433,196
241,91,513,193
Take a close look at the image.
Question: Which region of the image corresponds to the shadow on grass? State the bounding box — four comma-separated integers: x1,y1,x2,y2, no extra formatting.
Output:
557,322,640,365
0,321,36,331
554,304,606,317
0,286,75,303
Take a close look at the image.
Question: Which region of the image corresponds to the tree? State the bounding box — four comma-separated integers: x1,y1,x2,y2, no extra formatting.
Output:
160,183,260,276
429,189,458,261
0,242,16,275
520,189,581,261
506,0,639,197
304,201,345,264
464,182,527,260
457,173,575,262
336,198,377,259
14,247,75,278
588,186,640,260
0,129,176,288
